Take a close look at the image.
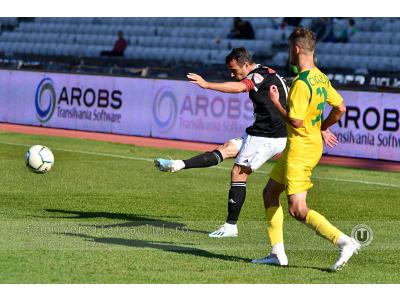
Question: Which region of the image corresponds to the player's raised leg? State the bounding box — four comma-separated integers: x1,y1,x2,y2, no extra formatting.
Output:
252,178,288,266
287,192,360,271
154,139,240,173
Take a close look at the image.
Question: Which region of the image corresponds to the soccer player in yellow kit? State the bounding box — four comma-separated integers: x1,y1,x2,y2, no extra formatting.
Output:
252,27,360,271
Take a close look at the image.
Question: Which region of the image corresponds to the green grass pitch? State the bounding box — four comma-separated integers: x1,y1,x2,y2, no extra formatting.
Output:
0,130,399,283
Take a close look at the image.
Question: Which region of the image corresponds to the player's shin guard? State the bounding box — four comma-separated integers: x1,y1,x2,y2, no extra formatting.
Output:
183,150,223,169
305,210,342,245
226,182,246,225
265,206,284,246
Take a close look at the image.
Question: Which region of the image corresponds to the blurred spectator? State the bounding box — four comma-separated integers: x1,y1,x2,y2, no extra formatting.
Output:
311,17,334,42
226,17,255,40
280,17,302,29
336,18,358,43
100,30,127,57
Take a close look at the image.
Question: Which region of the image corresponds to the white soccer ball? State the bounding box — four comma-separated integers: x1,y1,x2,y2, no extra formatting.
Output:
25,145,54,173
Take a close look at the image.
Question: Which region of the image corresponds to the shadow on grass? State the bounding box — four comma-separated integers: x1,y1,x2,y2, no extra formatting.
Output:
276,264,332,273
61,232,332,272
47,210,332,273
64,232,250,263
44,209,209,234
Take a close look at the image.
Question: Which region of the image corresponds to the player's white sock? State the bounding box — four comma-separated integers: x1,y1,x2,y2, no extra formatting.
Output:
252,242,288,266
337,234,352,249
173,160,185,172
223,223,237,230
271,242,286,256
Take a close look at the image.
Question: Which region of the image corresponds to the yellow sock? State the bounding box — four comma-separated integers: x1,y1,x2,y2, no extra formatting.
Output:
305,210,342,245
265,206,284,246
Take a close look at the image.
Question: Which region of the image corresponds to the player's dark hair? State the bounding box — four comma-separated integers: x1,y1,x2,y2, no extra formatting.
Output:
225,47,253,66
289,27,317,52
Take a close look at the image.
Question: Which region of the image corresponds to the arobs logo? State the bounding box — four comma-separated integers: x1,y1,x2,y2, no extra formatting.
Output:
153,86,178,133
35,78,56,123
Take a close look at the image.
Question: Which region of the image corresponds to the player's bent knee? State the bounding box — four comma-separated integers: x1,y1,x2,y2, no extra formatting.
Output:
217,141,238,159
263,186,280,207
288,206,308,221
231,164,251,181
288,207,300,220
264,180,284,197
263,180,284,208
231,165,240,179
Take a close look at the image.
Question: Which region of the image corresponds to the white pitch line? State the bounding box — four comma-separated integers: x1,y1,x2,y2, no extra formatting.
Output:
1,140,399,189
0,140,153,162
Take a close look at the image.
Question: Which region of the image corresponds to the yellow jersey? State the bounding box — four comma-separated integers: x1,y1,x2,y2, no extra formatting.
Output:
286,67,343,153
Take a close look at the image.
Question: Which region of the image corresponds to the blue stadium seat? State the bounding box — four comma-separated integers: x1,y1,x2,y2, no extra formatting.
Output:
272,52,288,67
356,19,374,31
0,32,16,42
391,57,400,71
392,33,400,44
0,17,18,26
208,49,230,64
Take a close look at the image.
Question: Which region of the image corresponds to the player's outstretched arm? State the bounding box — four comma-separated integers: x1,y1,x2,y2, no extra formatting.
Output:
187,73,247,93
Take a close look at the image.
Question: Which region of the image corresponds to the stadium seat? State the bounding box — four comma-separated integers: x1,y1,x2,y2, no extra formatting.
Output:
349,44,364,56
85,45,103,57
391,58,400,71
164,48,184,63
0,17,18,26
392,33,400,44
272,52,288,67
208,49,230,64
0,32,16,42
300,18,313,29
356,19,374,31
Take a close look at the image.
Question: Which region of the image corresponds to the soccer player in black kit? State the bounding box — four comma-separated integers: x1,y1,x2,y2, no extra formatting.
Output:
155,48,288,237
